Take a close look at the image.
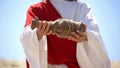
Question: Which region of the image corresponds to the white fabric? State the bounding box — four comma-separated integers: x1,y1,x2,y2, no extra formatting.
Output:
20,0,111,68
50,0,80,20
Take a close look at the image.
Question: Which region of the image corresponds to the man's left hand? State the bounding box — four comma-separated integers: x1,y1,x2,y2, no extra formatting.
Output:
68,30,87,43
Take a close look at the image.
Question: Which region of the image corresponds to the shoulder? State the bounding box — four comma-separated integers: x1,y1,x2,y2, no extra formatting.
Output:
26,2,48,18
28,2,45,9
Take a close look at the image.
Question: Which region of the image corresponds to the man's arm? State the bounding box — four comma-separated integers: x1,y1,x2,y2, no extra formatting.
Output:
20,5,41,68
76,2,111,68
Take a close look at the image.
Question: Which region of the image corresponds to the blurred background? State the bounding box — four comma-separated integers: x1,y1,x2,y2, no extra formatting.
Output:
0,0,120,68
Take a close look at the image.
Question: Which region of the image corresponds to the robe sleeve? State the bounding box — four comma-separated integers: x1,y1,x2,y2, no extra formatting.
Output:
76,3,111,68
20,6,47,68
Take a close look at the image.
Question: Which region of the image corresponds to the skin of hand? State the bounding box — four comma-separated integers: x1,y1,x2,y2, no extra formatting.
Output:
68,30,88,43
36,21,51,40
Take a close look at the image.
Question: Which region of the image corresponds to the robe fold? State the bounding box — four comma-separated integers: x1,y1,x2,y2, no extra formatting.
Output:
20,0,111,68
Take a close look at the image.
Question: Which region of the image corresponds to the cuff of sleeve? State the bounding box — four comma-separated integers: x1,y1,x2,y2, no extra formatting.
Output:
23,26,39,48
31,28,39,47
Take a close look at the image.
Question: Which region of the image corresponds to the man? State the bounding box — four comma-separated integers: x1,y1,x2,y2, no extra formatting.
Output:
20,0,111,68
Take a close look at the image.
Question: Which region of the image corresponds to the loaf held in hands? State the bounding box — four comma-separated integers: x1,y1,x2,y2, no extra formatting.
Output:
31,18,86,38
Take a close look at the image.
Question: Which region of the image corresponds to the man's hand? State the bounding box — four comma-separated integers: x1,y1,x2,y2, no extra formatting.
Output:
36,21,51,40
68,30,87,43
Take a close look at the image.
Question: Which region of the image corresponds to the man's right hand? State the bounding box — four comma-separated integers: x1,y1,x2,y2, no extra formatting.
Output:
36,21,51,40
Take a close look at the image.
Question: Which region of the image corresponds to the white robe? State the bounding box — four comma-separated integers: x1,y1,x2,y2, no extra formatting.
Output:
20,0,111,68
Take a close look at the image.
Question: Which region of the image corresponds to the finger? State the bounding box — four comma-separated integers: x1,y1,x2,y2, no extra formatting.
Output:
68,36,76,42
52,32,55,35
47,30,52,35
41,21,47,34
71,32,80,39
44,22,51,34
77,30,84,36
37,21,43,34
77,30,88,41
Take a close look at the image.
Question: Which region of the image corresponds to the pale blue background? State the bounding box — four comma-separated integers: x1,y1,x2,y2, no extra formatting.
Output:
0,0,120,61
